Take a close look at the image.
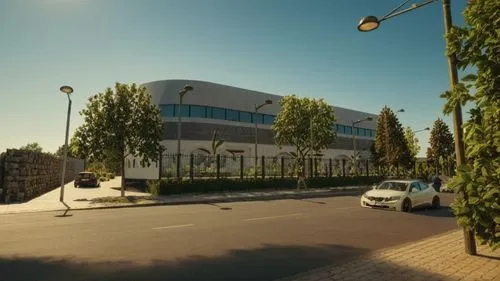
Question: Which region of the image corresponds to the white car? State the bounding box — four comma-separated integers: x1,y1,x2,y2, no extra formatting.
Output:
360,180,440,212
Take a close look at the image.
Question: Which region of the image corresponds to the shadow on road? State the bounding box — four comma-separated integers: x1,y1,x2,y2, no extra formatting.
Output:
412,206,455,218
295,199,327,205
0,243,453,281
206,203,233,210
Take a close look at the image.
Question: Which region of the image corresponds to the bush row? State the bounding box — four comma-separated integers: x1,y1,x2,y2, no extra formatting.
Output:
145,176,385,196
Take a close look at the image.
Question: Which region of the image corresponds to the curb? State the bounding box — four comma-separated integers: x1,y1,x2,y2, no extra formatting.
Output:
0,188,369,215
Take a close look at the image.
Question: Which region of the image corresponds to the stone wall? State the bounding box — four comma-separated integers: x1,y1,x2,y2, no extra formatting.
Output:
0,149,85,204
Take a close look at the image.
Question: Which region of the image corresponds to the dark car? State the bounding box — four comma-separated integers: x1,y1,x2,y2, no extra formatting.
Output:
74,172,100,188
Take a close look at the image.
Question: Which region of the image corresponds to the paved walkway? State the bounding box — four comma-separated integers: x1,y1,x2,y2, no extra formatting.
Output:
277,230,500,281
0,177,368,215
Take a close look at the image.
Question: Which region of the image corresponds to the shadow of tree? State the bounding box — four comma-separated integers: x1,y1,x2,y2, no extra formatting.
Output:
0,243,452,281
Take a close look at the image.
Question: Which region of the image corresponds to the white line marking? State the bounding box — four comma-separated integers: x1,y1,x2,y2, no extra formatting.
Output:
152,224,194,230
244,213,303,221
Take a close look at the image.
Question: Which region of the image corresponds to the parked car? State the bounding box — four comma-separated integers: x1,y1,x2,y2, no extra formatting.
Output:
74,172,100,188
360,180,440,212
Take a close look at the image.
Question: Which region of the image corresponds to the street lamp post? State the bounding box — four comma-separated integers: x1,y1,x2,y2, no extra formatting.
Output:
357,0,476,255
177,85,194,180
59,85,74,203
352,117,373,175
254,100,273,179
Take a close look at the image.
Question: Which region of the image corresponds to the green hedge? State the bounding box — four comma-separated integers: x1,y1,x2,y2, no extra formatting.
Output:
153,176,384,196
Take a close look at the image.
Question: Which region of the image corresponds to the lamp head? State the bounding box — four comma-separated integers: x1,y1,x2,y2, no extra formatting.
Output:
60,85,73,94
357,16,380,32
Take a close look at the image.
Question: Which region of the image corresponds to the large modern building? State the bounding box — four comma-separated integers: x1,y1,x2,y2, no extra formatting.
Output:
126,79,377,179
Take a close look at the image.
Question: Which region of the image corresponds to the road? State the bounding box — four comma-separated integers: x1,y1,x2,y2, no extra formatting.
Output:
0,194,458,281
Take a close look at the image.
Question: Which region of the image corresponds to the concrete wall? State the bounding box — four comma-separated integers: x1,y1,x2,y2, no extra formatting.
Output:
0,149,85,203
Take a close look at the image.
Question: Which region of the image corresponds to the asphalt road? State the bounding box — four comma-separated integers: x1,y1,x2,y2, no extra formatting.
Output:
0,194,458,281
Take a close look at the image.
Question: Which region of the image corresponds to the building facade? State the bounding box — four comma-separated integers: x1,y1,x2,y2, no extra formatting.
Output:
125,79,378,179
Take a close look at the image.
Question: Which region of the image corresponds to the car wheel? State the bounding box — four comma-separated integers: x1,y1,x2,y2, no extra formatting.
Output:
432,196,440,209
402,198,412,213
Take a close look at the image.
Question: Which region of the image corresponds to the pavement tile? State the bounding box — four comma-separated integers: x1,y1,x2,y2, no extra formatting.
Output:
276,230,500,281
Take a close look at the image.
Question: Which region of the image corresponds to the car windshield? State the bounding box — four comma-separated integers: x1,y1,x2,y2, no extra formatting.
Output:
78,173,94,179
376,181,407,191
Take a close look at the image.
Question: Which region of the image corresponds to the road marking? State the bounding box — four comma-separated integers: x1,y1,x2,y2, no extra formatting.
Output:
244,213,303,222
152,224,194,230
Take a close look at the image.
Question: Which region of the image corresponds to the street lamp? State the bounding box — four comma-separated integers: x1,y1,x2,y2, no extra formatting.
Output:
352,117,373,174
357,0,476,255
59,85,73,203
415,127,430,133
254,99,273,179
177,85,193,180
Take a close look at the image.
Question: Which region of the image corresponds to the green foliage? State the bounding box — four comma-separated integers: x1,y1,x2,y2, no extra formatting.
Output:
73,83,164,195
443,0,500,249
19,142,43,153
157,176,384,195
99,176,109,182
146,180,161,196
427,118,454,172
404,127,420,164
273,95,336,177
374,106,412,171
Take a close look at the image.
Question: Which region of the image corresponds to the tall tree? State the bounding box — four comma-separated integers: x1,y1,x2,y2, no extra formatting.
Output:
374,106,412,173
73,83,164,196
443,0,500,249
19,142,43,153
273,95,336,179
427,118,454,171
404,127,420,165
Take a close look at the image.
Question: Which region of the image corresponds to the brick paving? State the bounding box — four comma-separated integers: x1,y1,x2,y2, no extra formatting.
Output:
278,230,500,281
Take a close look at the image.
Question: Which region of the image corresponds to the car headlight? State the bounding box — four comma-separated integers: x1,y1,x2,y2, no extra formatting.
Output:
386,196,401,201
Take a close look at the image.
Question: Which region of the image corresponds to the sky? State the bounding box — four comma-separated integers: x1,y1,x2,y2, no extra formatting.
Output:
0,0,470,157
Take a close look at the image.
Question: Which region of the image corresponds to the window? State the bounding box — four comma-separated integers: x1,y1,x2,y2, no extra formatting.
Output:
252,113,263,124
133,159,136,168
418,182,429,190
364,128,370,137
240,111,252,123
190,105,206,118
336,124,345,134
211,107,226,120
160,104,175,117
180,105,190,117
226,109,239,121
355,127,361,136
371,130,376,137
410,182,420,192
263,114,275,125
345,126,352,135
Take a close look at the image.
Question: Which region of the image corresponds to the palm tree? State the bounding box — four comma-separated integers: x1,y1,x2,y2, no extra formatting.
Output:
198,130,225,156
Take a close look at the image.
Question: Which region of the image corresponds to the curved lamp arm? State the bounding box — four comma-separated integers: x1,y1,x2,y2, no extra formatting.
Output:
358,0,438,31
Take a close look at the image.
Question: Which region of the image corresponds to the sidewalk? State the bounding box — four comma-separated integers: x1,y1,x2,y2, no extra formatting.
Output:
0,177,369,215
277,230,500,281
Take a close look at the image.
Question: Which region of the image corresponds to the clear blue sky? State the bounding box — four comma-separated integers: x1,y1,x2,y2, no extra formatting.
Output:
0,0,469,156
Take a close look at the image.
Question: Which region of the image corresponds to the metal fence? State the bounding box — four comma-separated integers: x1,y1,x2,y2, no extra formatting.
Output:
159,153,379,180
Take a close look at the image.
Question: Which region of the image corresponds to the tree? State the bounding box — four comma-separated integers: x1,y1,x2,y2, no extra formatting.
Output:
73,83,164,196
442,0,500,249
427,118,454,172
373,106,412,174
404,127,420,166
55,136,79,158
19,142,43,153
198,130,225,156
273,95,336,181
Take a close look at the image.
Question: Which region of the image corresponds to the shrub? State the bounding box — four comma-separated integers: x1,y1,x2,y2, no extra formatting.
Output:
99,176,109,182
107,173,115,179
157,176,384,196
146,180,160,196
